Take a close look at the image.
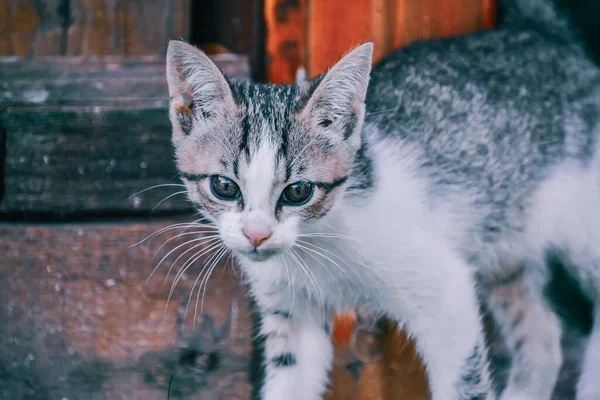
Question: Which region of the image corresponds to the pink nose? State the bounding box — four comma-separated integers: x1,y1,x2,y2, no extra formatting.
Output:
243,229,272,248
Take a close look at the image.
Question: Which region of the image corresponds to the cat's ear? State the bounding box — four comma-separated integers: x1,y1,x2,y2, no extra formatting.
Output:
300,43,373,146
166,40,236,137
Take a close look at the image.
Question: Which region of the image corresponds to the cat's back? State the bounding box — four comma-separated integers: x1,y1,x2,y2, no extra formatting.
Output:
366,22,596,155
361,21,600,243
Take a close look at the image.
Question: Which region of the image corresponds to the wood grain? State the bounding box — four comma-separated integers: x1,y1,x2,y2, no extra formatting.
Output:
0,221,253,399
265,0,308,84
0,0,66,56
0,57,249,217
0,0,193,57
0,55,250,80
67,0,126,56
282,0,498,78
391,0,489,50
124,0,191,56
307,0,375,78
0,105,191,216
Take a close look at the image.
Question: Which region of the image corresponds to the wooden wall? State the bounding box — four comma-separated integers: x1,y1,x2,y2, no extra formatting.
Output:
265,0,496,83
0,0,190,57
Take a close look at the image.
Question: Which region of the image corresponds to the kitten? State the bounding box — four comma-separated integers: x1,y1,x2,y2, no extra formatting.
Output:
164,0,600,399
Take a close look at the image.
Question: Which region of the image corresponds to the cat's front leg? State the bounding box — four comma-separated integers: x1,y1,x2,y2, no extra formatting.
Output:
395,253,494,400
256,298,333,400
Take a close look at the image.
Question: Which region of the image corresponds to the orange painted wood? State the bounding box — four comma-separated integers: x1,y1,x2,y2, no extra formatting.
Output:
265,0,308,84
391,0,491,49
307,0,375,78
295,0,497,78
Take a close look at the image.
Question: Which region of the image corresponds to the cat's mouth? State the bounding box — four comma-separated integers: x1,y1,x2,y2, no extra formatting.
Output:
239,248,280,262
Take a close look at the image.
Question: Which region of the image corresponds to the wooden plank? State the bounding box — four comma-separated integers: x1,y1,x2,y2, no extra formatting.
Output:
0,56,249,217
0,55,250,80
264,0,308,83
0,0,66,56
0,221,253,399
391,0,492,50
0,0,193,57
0,76,168,107
67,0,126,56
307,0,374,78
0,105,192,216
124,0,191,56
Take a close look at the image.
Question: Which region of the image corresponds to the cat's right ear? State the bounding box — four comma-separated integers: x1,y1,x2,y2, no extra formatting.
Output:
166,40,236,137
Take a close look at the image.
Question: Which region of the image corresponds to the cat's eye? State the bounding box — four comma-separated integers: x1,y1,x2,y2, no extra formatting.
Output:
210,175,241,200
281,182,314,205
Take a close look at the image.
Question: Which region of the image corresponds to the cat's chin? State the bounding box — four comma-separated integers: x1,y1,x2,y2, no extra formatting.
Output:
237,248,281,263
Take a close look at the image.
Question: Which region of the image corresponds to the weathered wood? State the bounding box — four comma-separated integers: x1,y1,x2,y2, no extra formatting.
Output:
0,221,253,399
264,0,308,84
0,55,250,80
124,0,191,56
297,0,497,78
0,56,249,217
0,0,66,56
0,105,191,216
1,76,168,107
307,0,374,79
0,0,192,57
391,0,491,50
67,0,126,56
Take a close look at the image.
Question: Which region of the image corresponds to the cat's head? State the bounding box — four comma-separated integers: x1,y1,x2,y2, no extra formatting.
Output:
165,41,372,263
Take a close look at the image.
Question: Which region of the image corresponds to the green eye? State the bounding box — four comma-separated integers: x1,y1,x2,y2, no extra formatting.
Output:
281,182,314,205
210,175,241,200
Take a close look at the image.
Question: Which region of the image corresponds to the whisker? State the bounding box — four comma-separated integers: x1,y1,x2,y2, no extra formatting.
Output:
165,240,225,313
150,190,188,213
183,243,225,324
145,234,220,285
297,233,358,242
153,230,220,257
289,248,325,321
282,252,295,322
170,240,224,295
197,246,229,322
162,236,222,283
128,183,187,199
294,243,343,297
131,220,214,247
296,239,363,293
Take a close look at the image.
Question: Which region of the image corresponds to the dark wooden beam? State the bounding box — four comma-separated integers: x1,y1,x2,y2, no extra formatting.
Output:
0,56,249,219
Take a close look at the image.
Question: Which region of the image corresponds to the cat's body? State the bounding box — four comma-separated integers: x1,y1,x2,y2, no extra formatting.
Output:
164,1,600,399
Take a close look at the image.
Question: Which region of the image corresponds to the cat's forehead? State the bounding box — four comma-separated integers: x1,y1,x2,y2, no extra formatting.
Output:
227,82,318,172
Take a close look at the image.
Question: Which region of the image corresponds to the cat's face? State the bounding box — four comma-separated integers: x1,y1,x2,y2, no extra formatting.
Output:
165,41,372,263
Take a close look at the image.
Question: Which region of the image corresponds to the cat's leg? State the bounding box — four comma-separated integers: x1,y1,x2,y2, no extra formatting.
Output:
577,309,600,400
486,266,562,400
391,253,494,400
255,297,333,400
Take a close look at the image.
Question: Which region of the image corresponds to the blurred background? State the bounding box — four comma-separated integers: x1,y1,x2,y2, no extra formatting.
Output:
0,0,598,399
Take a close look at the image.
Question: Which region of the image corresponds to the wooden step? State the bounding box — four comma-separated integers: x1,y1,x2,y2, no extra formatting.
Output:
0,55,249,219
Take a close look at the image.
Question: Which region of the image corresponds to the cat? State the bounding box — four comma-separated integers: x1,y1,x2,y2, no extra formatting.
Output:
163,0,600,398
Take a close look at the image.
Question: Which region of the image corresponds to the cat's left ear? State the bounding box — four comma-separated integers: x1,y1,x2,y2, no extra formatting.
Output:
300,43,373,147
165,40,236,138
